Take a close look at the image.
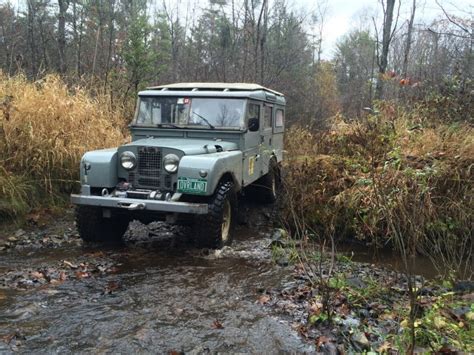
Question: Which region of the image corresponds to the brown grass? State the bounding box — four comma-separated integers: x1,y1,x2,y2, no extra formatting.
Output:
0,73,128,217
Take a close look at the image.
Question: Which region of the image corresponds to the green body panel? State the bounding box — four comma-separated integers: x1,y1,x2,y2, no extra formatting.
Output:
121,137,238,154
177,151,243,195
80,148,118,188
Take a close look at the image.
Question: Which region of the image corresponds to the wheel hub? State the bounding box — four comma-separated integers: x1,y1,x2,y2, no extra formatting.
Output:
221,200,231,242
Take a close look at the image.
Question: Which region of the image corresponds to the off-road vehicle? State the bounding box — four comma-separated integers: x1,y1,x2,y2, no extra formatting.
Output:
71,83,285,248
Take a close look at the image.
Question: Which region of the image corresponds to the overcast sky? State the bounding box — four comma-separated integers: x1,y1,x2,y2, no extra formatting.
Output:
295,0,473,59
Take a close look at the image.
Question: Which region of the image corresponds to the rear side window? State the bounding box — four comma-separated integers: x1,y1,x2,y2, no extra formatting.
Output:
264,106,273,128
275,109,284,127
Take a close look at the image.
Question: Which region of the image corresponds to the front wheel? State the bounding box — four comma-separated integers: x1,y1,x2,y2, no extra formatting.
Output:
75,206,129,243
195,180,236,249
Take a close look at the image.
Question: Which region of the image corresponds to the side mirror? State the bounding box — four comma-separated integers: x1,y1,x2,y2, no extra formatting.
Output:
248,117,259,132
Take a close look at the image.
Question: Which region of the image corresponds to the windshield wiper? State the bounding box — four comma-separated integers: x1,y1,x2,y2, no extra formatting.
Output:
156,123,183,129
192,111,215,129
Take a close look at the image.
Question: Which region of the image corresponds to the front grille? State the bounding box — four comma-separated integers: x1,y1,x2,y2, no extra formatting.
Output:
126,146,176,191
138,147,162,176
128,172,136,185
138,177,161,188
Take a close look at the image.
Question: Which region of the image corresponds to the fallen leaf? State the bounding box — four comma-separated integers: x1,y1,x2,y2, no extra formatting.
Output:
107,266,119,273
211,320,224,329
338,303,350,316
59,271,67,281
63,260,78,269
1,333,15,344
258,295,271,305
377,341,392,352
309,301,323,314
85,251,105,258
30,271,44,279
105,281,120,293
316,335,333,349
75,271,90,279
174,308,184,316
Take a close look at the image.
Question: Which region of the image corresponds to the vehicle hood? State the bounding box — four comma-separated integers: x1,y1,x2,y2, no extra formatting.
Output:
122,138,238,155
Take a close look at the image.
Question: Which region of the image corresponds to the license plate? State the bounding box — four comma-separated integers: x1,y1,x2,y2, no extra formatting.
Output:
177,177,207,194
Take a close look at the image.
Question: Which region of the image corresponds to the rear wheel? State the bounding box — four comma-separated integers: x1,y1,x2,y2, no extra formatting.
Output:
255,159,280,204
75,206,129,243
195,180,236,249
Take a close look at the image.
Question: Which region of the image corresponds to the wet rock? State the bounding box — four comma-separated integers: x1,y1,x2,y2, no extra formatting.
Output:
15,229,25,238
269,228,289,248
452,306,471,319
276,257,289,267
341,316,360,328
454,280,474,293
346,277,366,289
319,341,338,355
351,331,370,351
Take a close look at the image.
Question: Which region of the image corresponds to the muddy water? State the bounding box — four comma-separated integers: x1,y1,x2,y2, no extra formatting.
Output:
338,242,441,279
0,221,314,353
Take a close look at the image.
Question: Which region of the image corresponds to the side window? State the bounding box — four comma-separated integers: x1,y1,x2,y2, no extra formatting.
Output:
264,105,273,128
248,103,260,120
275,109,284,127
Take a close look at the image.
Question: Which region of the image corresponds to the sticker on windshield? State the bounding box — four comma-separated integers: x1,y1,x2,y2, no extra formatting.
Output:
177,98,184,104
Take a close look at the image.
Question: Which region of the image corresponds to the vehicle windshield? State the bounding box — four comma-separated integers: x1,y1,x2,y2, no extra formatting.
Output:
134,96,246,129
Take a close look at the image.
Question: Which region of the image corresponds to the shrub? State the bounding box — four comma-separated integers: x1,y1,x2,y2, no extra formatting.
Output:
282,104,473,279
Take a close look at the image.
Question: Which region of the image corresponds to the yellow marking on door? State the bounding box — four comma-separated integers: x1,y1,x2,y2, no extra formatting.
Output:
249,156,255,175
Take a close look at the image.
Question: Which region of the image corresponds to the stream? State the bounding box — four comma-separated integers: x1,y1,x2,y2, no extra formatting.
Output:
0,208,315,353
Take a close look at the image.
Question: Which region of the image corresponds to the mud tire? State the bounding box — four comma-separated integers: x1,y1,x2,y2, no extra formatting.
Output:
75,206,129,243
255,159,280,204
196,180,236,249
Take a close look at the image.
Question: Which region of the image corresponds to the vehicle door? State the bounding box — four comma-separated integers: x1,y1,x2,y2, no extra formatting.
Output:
243,101,262,185
260,103,274,174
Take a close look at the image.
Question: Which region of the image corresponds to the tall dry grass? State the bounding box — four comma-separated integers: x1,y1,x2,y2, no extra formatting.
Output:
0,73,128,217
282,103,473,279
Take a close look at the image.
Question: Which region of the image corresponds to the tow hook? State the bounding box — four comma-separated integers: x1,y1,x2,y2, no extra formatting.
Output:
117,202,146,210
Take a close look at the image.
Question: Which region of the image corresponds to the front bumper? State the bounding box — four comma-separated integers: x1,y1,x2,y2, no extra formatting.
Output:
70,194,208,214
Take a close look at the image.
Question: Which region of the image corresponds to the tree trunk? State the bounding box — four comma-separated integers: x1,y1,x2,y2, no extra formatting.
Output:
57,0,69,74
402,0,416,78
104,0,116,87
375,0,396,99
27,0,38,77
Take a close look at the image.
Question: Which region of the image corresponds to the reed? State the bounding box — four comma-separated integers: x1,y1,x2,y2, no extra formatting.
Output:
0,73,128,217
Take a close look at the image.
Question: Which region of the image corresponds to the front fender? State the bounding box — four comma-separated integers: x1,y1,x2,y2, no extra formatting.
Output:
177,151,243,196
80,148,118,188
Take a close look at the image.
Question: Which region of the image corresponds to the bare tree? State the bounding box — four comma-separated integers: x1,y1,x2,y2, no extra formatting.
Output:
374,0,399,99
402,0,416,78
57,0,68,74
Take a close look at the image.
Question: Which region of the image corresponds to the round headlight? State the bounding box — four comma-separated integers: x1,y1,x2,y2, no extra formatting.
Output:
120,151,137,170
163,153,180,173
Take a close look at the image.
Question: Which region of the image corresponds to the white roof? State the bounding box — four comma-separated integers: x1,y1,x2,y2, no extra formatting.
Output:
147,82,284,96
